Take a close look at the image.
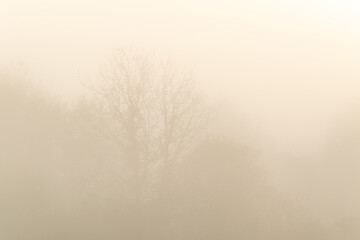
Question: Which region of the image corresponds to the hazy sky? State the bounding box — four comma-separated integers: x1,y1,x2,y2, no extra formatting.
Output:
2,0,360,154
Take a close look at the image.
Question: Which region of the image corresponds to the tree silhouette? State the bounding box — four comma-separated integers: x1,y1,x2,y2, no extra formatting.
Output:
90,49,209,202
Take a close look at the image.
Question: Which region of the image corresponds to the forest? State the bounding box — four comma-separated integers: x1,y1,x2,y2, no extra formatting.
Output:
2,49,360,240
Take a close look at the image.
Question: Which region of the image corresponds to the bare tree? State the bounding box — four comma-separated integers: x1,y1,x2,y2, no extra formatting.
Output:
90,49,209,202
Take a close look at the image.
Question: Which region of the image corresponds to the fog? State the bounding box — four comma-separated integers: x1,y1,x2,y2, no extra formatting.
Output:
1,0,360,239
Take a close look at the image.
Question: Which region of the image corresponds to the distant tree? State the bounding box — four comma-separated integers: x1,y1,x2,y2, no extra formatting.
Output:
0,69,130,240
177,139,258,239
90,49,210,202
177,138,297,240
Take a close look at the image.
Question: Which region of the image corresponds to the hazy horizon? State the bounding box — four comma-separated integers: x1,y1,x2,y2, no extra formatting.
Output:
2,1,360,238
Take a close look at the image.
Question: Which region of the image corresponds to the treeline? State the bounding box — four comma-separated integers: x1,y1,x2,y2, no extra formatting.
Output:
0,57,336,240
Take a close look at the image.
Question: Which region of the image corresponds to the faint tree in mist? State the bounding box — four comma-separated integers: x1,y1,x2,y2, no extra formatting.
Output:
89,49,210,202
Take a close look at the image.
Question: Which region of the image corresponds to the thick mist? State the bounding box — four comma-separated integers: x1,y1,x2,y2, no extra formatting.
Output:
1,0,360,239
